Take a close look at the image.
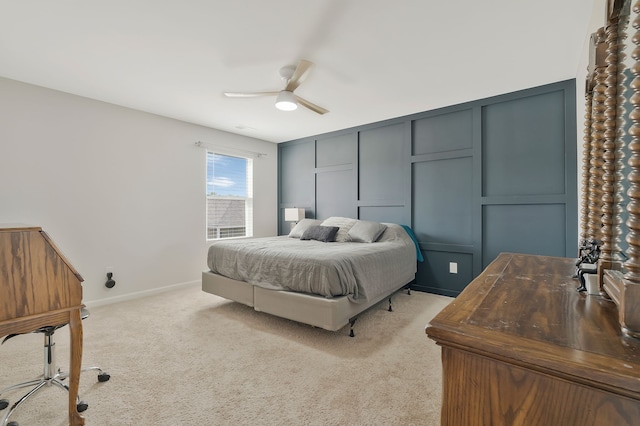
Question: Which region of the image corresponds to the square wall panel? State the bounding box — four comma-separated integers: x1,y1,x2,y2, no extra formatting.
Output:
482,90,565,197
316,170,356,219
359,206,405,225
280,141,315,206
413,109,473,155
483,204,566,267
316,134,356,168
359,123,405,204
415,251,473,296
413,157,473,245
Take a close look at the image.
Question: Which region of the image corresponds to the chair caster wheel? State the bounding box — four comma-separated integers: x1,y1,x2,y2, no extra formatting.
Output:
77,401,88,412
7,421,19,426
98,372,110,382
0,398,8,410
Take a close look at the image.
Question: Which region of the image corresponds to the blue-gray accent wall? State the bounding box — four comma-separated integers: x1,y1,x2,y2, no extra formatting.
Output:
278,80,577,296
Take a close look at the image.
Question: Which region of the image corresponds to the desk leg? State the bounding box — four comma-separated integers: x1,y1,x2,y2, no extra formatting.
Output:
68,308,85,426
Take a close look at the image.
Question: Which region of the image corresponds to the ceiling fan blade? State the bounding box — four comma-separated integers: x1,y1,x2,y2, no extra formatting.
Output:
295,95,329,115
223,91,279,98
285,59,314,92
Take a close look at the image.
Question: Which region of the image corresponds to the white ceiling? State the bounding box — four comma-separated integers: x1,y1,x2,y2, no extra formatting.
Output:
0,1,594,143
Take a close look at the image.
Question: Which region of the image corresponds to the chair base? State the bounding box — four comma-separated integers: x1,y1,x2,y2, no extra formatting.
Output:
0,366,110,426
0,322,110,426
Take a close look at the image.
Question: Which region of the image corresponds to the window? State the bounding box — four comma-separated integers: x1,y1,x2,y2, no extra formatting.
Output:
206,152,253,240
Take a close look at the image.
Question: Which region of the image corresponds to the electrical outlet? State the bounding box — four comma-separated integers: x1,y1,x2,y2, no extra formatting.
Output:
449,262,458,274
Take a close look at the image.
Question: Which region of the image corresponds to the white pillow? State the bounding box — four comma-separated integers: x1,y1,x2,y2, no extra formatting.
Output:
320,217,358,242
288,219,322,238
347,220,388,243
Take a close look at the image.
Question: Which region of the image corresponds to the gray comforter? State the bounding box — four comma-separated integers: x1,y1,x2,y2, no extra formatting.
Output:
206,224,417,303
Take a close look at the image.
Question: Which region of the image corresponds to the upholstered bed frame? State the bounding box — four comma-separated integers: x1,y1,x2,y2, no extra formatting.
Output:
201,269,414,336
201,219,419,336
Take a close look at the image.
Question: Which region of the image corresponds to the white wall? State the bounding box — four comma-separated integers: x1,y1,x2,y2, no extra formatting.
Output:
0,77,278,305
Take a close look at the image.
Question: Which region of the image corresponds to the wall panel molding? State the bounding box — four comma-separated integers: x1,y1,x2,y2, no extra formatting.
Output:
279,80,577,295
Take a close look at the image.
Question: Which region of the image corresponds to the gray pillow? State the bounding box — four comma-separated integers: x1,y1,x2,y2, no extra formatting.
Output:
289,219,322,238
300,225,339,242
320,217,357,242
347,220,388,243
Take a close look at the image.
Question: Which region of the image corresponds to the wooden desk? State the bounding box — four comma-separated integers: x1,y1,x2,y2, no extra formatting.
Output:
426,252,640,426
0,225,85,425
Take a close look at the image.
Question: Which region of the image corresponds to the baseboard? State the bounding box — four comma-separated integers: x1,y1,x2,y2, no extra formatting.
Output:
410,284,461,298
84,279,200,309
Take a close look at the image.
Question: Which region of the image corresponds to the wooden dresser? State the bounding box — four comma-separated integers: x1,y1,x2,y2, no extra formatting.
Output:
426,252,640,426
0,224,86,425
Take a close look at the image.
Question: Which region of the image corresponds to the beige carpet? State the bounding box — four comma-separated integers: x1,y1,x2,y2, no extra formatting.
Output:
0,285,452,425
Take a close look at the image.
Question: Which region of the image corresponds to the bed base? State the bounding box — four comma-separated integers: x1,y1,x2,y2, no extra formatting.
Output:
202,271,414,336
345,289,410,336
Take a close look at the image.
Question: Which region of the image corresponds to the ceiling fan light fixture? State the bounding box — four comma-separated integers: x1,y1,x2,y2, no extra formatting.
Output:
275,91,297,111
224,60,327,114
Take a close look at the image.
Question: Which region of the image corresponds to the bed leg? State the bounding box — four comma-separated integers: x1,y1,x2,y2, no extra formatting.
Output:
388,296,393,312
349,318,357,337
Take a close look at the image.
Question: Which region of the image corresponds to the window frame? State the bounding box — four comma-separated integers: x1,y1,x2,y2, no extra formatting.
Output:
205,150,253,241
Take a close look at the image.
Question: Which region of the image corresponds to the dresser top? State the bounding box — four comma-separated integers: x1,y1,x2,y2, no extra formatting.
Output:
426,252,640,397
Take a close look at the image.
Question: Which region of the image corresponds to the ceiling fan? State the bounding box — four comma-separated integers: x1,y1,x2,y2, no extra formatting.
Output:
223,59,329,115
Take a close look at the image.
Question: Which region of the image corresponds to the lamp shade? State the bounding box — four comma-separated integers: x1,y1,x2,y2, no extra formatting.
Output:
284,208,305,222
275,91,298,111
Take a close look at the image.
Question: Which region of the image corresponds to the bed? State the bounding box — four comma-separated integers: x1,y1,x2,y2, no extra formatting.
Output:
201,217,419,336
